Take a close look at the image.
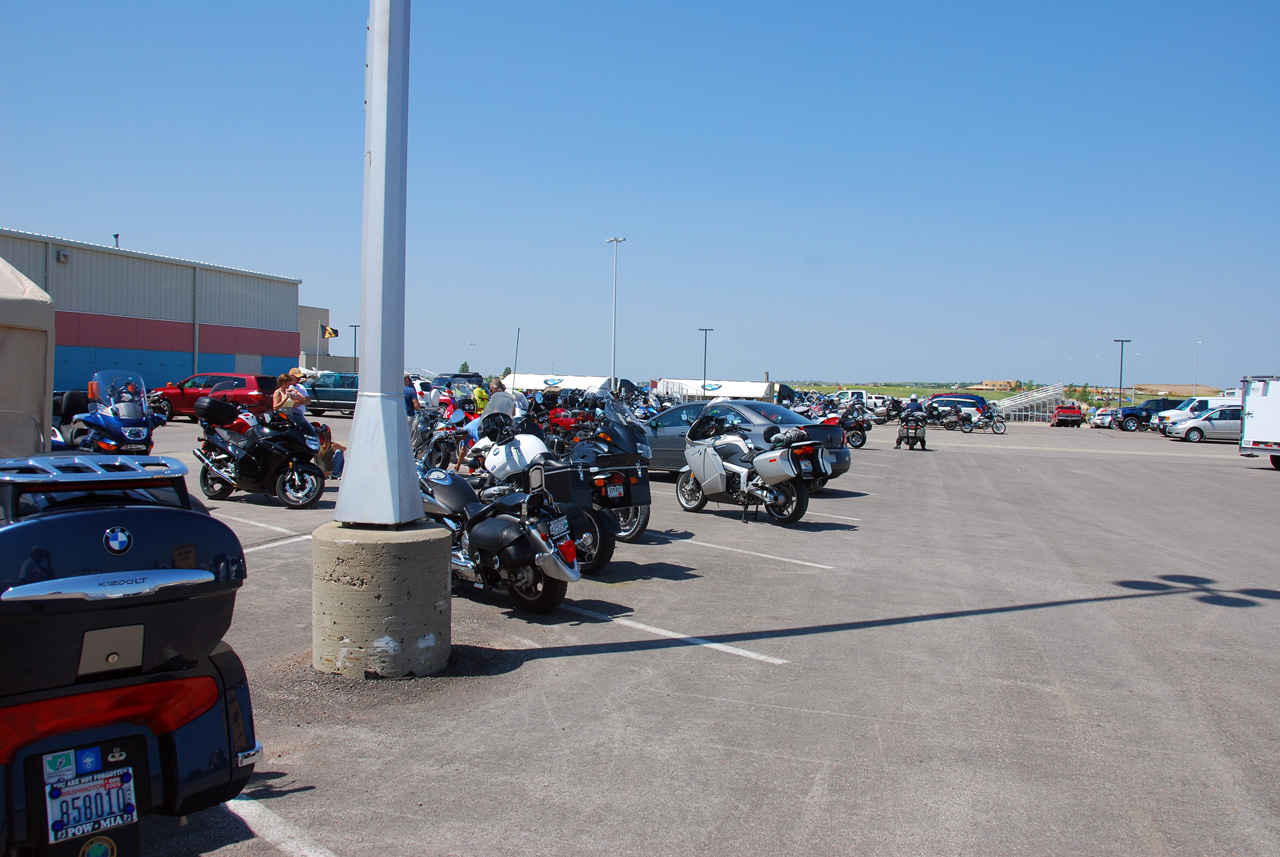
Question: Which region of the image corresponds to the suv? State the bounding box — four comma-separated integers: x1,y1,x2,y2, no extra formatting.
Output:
304,372,359,416
926,394,989,419
149,373,276,421
1112,397,1184,432
1049,403,1084,427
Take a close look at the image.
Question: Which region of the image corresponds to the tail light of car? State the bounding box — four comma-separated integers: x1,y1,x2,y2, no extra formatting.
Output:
0,677,219,764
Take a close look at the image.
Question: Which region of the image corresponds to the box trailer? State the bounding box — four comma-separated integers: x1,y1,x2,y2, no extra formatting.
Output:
1240,376,1280,469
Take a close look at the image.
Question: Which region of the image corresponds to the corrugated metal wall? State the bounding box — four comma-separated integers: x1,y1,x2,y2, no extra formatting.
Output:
0,230,298,330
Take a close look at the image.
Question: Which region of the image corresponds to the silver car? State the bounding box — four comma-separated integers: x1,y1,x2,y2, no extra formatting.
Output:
1167,406,1242,443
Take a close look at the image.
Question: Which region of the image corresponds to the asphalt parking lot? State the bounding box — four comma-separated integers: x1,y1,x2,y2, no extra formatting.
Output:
140,416,1280,856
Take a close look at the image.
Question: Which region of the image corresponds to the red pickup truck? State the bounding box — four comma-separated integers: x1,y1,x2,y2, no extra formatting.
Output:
1049,404,1084,427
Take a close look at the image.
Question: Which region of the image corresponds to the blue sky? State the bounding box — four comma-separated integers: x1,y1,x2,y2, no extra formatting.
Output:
2,2,1275,388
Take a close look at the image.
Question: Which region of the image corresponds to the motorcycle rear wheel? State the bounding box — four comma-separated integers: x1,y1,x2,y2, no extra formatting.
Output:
199,465,235,500
676,471,707,512
944,422,956,431
961,421,974,433
613,505,651,543
577,509,616,574
845,428,866,449
506,566,568,613
764,479,808,526
276,465,325,509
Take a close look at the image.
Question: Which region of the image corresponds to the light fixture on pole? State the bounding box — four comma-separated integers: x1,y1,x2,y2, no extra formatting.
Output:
1193,340,1202,396
699,328,713,399
467,342,476,372
606,237,626,392
1114,339,1131,408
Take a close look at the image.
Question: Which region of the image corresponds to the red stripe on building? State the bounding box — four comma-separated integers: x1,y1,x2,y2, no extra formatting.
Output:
198,324,298,357
54,312,299,357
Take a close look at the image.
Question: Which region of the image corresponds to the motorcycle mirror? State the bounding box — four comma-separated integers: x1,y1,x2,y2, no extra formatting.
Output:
535,392,544,404
449,410,466,425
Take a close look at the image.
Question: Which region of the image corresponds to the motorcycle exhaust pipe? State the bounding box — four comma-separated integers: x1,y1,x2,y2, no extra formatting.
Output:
192,449,237,484
450,548,480,581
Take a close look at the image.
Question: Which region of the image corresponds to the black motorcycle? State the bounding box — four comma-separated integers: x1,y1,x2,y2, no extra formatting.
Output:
839,403,873,449
419,459,581,613
564,390,653,545
191,393,325,509
941,404,975,433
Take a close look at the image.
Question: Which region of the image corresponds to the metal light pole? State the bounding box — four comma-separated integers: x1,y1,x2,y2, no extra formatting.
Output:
699,328,713,399
349,324,360,372
606,237,626,392
1193,340,1202,396
1095,355,1099,392
1132,352,1139,405
1114,339,1131,408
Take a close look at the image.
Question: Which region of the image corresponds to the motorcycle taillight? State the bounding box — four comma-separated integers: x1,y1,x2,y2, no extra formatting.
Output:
557,539,577,564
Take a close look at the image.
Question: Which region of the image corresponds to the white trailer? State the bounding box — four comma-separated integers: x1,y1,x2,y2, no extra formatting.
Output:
1240,376,1280,470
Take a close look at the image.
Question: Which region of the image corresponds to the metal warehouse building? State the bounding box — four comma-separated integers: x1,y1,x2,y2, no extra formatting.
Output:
0,228,301,390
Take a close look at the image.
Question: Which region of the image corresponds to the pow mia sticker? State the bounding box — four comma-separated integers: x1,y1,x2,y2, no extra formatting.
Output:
103,527,132,555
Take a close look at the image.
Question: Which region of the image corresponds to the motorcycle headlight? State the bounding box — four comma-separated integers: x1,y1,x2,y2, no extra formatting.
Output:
306,435,321,451
638,443,652,459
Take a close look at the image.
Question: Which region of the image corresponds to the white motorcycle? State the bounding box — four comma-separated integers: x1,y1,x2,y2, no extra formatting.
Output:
676,415,828,526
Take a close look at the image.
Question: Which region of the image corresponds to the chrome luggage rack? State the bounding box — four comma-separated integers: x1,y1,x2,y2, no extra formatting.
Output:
0,454,187,484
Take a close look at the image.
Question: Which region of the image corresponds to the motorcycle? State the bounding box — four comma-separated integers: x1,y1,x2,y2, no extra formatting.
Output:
871,397,904,425
420,457,580,613
191,386,326,509
941,404,975,433
832,402,872,449
60,371,166,455
972,404,1008,434
895,410,928,450
413,408,468,468
676,415,826,525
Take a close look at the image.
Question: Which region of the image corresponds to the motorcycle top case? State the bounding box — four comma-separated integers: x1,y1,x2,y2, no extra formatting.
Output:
0,457,246,697
193,396,240,426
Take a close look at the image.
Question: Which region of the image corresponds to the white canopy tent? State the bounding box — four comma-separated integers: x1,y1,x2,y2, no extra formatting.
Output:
502,373,611,392
656,379,775,401
0,255,56,456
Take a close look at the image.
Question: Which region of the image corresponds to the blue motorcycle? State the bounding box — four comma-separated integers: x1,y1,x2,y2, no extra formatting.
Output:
62,370,166,454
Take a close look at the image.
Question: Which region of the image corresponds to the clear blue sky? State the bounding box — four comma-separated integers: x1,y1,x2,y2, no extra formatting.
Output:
3,2,1276,389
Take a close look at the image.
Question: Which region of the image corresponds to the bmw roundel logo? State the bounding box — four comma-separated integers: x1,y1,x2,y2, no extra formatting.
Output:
702,383,722,391
543,378,563,386
103,527,133,555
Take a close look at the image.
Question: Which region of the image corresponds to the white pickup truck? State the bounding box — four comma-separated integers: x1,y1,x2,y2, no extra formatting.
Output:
1240,376,1280,470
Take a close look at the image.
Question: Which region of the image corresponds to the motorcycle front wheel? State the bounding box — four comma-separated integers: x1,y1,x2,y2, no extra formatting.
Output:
577,509,616,574
846,428,866,449
992,420,1007,435
276,464,325,509
961,421,974,433
613,505,651,543
676,471,707,512
764,479,808,526
506,565,568,613
199,465,235,500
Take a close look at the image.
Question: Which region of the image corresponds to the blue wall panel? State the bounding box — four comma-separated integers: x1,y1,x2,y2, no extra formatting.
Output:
262,356,296,377
56,346,194,390
197,353,236,373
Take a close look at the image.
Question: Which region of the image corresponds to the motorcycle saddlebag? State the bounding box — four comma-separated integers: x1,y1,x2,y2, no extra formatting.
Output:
752,449,798,485
539,462,594,510
193,396,239,426
0,507,246,698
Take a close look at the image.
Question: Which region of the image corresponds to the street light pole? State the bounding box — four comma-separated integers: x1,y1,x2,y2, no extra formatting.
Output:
1193,340,1202,396
1114,339,1131,408
349,324,360,372
699,328,713,399
606,237,626,392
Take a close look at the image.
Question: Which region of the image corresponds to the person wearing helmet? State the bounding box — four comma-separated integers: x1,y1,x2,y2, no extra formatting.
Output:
902,393,923,414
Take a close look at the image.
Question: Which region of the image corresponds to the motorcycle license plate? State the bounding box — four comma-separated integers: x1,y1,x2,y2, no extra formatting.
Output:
45,767,137,843
549,516,569,539
606,484,625,499
800,459,813,473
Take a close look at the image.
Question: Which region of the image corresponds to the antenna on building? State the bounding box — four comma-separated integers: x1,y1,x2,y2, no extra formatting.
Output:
113,233,120,248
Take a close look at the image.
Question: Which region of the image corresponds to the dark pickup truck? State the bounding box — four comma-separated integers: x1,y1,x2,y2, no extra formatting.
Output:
304,372,359,416
1113,397,1184,432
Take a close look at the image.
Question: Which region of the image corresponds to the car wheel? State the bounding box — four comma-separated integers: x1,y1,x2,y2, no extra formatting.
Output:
1123,417,1139,432
156,399,173,421
1185,427,1204,443
676,471,707,512
310,408,326,416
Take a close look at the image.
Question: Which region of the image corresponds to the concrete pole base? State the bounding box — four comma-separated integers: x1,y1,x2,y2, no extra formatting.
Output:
312,520,452,678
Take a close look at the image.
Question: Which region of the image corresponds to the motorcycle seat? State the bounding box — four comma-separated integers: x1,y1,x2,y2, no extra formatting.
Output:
215,427,254,449
740,449,764,463
468,515,524,550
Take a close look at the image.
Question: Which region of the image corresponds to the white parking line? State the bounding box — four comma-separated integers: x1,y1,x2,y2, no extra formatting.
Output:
845,473,886,479
225,797,340,857
214,513,300,536
243,534,314,553
562,604,788,665
804,511,861,522
685,539,834,569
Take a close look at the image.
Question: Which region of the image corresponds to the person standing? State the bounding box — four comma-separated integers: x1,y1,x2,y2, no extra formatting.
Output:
286,369,311,421
472,381,489,414
404,375,421,420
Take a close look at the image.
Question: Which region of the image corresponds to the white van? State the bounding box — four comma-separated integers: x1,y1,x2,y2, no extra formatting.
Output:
833,389,868,406
1154,395,1241,436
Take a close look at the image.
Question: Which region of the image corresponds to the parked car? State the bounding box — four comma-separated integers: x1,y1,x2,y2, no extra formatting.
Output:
0,454,261,857
642,400,851,484
303,372,359,416
149,373,276,421
1154,396,1242,436
1049,404,1084,427
1167,405,1243,443
1112,397,1185,432
1089,407,1115,428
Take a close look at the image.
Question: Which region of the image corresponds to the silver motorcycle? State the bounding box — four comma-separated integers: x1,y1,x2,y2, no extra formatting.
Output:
675,415,827,525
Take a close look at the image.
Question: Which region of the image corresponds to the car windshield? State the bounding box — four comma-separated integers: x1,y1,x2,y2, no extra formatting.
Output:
1173,398,1194,410
14,483,185,519
88,370,148,420
740,401,807,425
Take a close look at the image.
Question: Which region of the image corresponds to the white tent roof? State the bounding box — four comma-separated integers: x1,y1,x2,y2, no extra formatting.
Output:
0,255,56,455
657,379,774,400
502,373,611,392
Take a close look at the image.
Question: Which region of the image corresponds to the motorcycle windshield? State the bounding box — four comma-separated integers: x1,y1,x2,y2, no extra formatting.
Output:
88,370,148,421
483,391,518,418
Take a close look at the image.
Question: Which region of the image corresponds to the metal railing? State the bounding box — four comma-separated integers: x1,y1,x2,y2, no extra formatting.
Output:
994,383,1066,422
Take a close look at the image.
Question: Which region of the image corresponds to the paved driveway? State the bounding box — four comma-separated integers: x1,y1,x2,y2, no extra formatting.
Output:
139,417,1280,856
